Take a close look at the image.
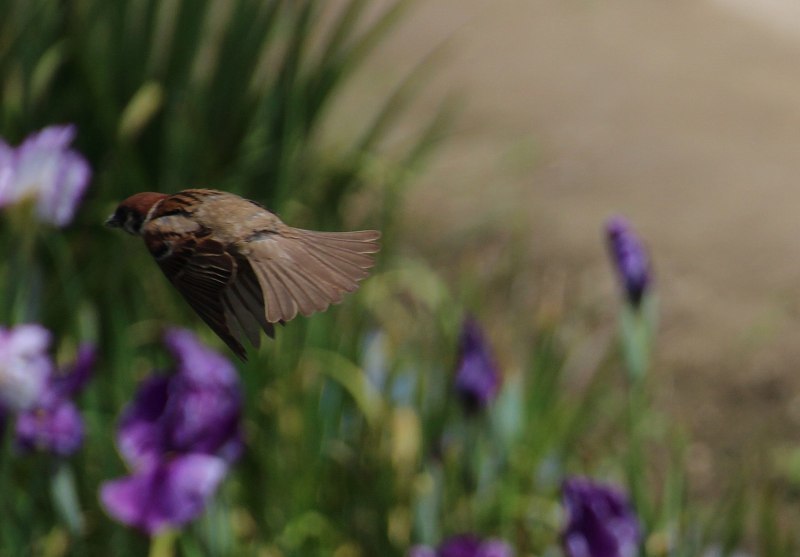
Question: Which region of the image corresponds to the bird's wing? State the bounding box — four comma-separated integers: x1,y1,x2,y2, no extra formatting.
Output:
143,227,274,361
240,228,381,323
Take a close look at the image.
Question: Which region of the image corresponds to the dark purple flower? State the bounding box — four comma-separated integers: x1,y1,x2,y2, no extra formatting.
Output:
116,329,243,470
0,125,91,227
410,535,514,557
100,328,243,535
440,535,483,557
562,477,641,557
454,318,500,413
14,344,96,456
605,217,651,307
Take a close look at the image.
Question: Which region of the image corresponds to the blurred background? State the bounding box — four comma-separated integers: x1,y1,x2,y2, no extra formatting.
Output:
364,0,800,495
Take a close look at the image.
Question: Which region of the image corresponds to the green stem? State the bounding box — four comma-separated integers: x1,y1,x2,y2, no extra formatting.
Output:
626,377,652,538
8,204,41,323
149,529,177,557
51,461,84,535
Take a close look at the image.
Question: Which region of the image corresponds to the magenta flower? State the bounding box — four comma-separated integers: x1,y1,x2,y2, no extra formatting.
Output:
0,125,91,227
454,318,500,413
605,217,651,307
410,535,514,557
100,328,243,535
15,344,96,456
562,477,641,557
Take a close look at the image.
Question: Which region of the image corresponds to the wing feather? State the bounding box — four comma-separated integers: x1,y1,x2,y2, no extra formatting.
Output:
145,233,249,359
244,228,380,323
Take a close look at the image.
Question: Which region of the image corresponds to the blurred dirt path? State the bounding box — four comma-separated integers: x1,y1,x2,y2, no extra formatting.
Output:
358,0,800,477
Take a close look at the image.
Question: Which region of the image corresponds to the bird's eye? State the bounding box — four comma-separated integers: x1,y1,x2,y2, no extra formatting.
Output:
123,210,143,235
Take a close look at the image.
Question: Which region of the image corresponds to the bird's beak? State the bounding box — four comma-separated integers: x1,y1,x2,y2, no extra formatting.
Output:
105,213,121,228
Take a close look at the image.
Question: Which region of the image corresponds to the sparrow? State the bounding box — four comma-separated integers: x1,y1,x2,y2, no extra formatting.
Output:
106,189,380,360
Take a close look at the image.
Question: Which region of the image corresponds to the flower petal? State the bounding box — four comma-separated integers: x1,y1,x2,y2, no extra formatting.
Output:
562,477,641,557
117,376,171,469
0,324,53,411
6,323,51,353
1,125,91,227
159,328,243,459
440,535,483,557
454,318,500,413
163,328,238,388
164,374,243,459
605,216,651,307
15,398,84,456
407,546,437,557
52,343,96,397
37,150,91,227
100,454,227,535
0,140,14,206
478,539,514,557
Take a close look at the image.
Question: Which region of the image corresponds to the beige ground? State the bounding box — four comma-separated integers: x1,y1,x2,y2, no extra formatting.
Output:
350,0,800,490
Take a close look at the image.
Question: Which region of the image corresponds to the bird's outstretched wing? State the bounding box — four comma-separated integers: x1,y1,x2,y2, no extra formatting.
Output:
143,224,379,360
241,228,381,323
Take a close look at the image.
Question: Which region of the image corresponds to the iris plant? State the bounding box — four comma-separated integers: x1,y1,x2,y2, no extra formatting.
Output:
100,328,243,535
561,477,641,557
0,324,94,456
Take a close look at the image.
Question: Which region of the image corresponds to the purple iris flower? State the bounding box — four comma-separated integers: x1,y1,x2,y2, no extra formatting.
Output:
410,535,514,557
605,217,651,307
562,477,641,557
15,344,96,456
454,318,500,413
0,324,95,457
0,125,91,227
100,328,243,535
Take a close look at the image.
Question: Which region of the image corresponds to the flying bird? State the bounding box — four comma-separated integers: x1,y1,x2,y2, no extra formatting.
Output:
106,189,380,360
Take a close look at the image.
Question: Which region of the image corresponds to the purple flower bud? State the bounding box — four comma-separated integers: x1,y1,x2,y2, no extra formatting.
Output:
0,125,91,227
101,328,243,534
605,217,651,307
562,477,641,557
0,324,53,412
454,318,500,413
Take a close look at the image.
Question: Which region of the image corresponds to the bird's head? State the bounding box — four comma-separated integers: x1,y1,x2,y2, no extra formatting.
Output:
105,192,168,235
